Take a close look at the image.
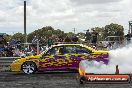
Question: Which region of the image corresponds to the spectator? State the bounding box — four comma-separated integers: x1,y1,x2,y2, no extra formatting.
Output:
72,36,79,42
47,37,53,47
14,47,20,57
54,35,60,43
91,29,98,46
0,35,7,48
5,46,14,57
58,35,64,42
64,36,72,42
125,31,131,44
0,35,7,56
85,29,91,44
107,42,113,50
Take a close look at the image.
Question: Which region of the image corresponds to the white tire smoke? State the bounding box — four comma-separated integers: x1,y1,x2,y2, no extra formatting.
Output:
82,43,132,74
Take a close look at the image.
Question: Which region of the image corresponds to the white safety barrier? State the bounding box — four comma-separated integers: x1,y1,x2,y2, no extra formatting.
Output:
0,57,20,71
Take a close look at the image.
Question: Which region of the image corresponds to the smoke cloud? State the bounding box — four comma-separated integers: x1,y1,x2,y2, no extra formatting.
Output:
84,43,132,74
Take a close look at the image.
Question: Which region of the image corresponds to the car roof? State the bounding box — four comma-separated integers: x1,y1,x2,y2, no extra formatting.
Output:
50,44,83,48
57,44,83,46
51,44,95,51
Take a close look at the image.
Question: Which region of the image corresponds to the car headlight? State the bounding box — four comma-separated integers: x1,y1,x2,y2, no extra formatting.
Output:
12,59,21,63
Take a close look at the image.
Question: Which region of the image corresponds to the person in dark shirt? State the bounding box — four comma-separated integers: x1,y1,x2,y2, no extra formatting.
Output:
72,36,79,42
0,35,7,47
85,29,91,44
47,37,53,47
64,36,72,42
4,46,14,57
58,35,64,42
91,29,98,46
125,31,131,44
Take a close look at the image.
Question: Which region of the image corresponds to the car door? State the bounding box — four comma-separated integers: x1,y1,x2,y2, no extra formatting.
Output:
39,47,57,71
39,46,68,71
63,45,92,70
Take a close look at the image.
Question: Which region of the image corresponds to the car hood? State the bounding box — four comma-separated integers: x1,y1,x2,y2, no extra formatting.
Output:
26,54,41,59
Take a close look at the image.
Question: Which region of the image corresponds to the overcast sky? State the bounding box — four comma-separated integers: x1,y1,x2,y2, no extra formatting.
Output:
0,0,132,35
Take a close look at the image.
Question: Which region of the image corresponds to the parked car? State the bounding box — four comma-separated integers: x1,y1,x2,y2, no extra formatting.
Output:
10,44,109,74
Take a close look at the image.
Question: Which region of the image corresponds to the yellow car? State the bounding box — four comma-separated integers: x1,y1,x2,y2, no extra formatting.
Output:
10,44,109,74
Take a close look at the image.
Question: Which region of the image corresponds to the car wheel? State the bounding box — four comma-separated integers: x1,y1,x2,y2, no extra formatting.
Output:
21,61,37,74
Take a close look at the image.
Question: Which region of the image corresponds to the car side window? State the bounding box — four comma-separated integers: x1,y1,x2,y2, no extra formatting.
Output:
46,48,56,56
45,46,64,56
76,46,91,54
63,46,75,54
64,45,92,54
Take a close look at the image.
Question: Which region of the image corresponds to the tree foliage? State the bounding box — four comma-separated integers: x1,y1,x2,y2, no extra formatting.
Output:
65,32,74,38
104,23,124,37
91,23,124,41
11,33,25,43
3,35,12,42
92,27,105,41
27,26,65,43
10,23,125,43
104,23,124,41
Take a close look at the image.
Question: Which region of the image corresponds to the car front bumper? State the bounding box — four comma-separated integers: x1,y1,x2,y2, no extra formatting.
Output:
10,63,22,72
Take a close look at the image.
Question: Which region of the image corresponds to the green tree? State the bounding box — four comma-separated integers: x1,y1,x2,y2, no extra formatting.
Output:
92,27,105,41
90,23,124,41
104,23,124,41
3,35,12,42
11,33,25,43
27,26,65,43
65,32,74,38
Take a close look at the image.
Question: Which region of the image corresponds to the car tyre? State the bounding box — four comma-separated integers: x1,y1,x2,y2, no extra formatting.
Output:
21,61,37,74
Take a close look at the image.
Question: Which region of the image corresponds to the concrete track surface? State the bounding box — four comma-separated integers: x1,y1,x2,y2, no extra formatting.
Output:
0,72,131,88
